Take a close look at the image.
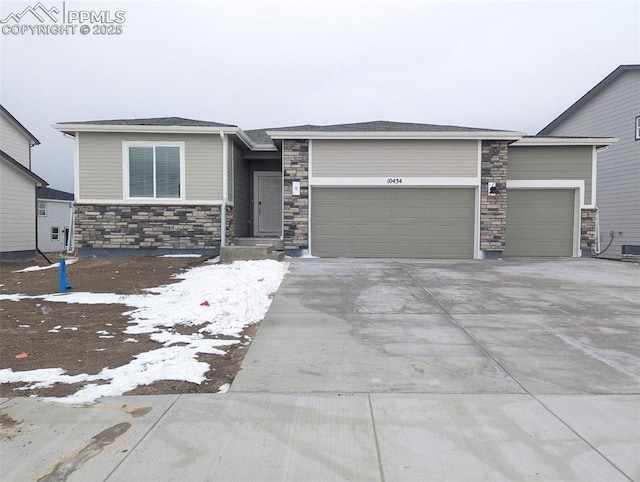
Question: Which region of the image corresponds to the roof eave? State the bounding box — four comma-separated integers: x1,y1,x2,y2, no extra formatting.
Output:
52,123,242,135
511,137,618,148
265,130,524,140
231,130,277,151
53,123,279,151
538,65,640,135
0,105,40,145
0,152,48,186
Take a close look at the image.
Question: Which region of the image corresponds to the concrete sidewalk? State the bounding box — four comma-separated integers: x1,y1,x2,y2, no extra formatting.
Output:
1,258,639,481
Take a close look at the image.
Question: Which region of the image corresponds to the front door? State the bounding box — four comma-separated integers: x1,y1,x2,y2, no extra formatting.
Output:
253,171,282,236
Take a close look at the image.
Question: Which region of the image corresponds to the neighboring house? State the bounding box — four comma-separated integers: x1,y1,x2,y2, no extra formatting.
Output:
1,105,47,261
53,117,614,259
37,187,74,253
539,64,640,260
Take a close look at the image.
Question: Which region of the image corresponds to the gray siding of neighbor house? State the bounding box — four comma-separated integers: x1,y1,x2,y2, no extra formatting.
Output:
233,139,251,237
541,72,640,259
37,199,72,252
508,146,593,204
311,140,478,177
78,132,223,200
0,114,31,167
0,164,36,252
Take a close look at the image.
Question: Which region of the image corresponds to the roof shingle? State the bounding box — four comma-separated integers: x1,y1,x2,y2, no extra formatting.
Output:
58,116,236,128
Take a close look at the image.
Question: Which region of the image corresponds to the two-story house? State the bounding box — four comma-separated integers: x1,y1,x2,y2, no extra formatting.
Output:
0,105,47,261
539,65,640,260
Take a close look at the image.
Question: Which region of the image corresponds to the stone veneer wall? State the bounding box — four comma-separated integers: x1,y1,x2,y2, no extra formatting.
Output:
282,140,309,251
74,204,233,250
580,208,596,253
480,140,509,255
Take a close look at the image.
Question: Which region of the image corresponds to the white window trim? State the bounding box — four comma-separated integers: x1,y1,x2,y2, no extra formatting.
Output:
38,202,47,217
122,141,186,201
636,116,640,141
51,226,60,241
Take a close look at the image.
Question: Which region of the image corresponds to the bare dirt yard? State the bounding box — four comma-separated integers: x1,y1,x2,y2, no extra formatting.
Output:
0,254,258,399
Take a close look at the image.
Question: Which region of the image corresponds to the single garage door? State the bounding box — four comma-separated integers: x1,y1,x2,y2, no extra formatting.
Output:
311,188,475,258
504,189,575,257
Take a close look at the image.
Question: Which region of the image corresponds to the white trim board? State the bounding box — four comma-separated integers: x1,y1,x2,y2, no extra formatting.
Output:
267,131,524,140
310,177,480,187
74,200,233,206
506,180,585,208
512,137,617,147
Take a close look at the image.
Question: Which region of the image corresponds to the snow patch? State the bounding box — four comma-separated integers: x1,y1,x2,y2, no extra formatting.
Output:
14,258,78,273
0,260,286,404
158,254,202,258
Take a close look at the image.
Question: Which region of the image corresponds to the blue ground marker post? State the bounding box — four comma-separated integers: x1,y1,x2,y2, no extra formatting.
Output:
59,258,71,292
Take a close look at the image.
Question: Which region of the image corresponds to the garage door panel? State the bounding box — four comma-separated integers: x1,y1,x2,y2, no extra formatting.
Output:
311,188,475,258
505,189,574,257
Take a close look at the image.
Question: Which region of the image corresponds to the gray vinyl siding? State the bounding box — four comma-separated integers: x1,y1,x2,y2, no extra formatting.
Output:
37,200,72,252
78,132,223,200
312,140,478,177
0,163,36,252
311,187,475,258
0,113,31,167
541,72,640,258
508,146,593,204
505,189,575,257
233,140,251,237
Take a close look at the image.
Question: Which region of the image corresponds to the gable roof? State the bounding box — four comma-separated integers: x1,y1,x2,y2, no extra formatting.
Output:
57,116,237,128
37,186,74,201
0,104,40,145
0,149,47,186
538,65,640,135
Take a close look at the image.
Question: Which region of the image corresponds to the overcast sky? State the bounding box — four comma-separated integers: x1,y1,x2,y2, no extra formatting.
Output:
1,0,638,192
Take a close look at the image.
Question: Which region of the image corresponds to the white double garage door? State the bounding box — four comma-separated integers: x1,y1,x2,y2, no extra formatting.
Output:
310,187,576,258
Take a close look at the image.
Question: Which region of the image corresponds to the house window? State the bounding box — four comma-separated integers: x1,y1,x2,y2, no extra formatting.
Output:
125,144,184,199
38,202,46,216
636,116,640,141
51,226,59,241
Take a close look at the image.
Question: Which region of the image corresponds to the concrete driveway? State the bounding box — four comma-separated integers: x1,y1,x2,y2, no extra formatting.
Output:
227,257,640,480
232,258,639,395
2,258,638,481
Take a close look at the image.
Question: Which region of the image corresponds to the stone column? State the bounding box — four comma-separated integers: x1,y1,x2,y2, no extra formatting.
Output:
282,139,309,252
580,208,596,255
480,140,509,258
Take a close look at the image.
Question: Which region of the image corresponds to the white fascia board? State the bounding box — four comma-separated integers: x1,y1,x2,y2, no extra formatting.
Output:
266,131,525,140
52,124,241,136
52,123,278,152
512,137,618,147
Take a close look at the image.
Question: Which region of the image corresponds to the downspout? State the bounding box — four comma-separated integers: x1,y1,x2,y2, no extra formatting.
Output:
595,207,601,253
220,131,228,247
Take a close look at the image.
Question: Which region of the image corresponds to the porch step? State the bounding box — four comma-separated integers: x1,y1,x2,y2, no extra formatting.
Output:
233,237,284,251
220,244,284,263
